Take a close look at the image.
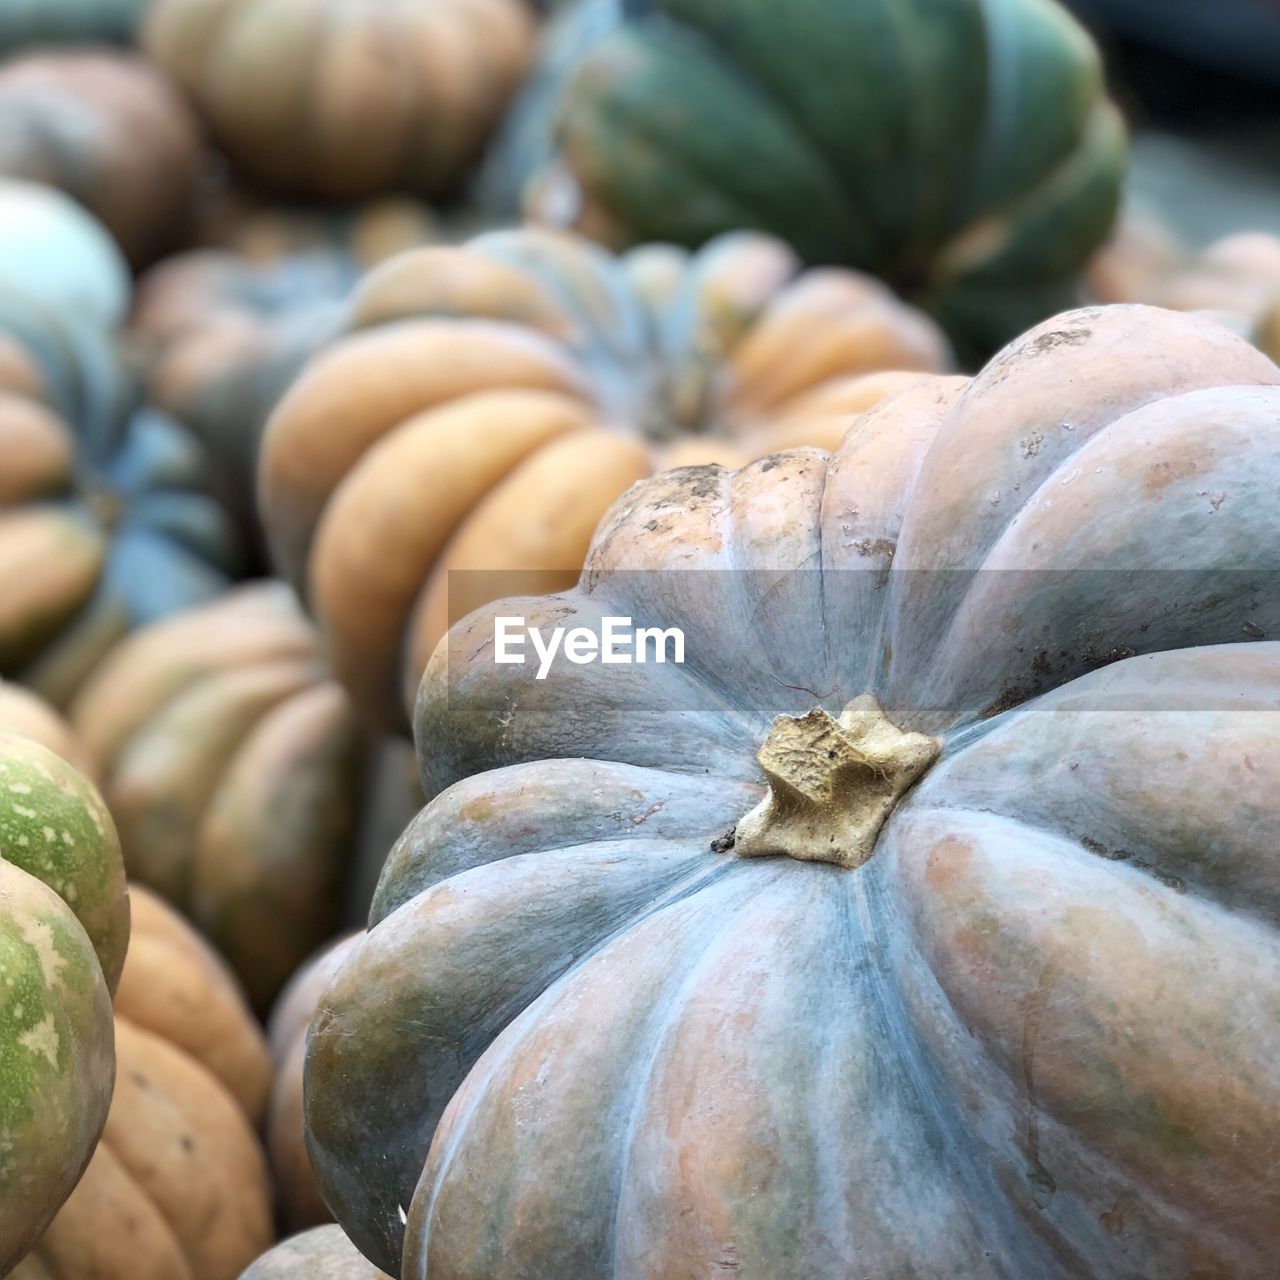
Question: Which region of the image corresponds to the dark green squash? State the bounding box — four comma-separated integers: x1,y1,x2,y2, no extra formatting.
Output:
487,0,1127,355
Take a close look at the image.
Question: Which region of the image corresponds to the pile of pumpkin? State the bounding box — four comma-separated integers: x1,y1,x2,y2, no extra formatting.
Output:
1,1,1278,1278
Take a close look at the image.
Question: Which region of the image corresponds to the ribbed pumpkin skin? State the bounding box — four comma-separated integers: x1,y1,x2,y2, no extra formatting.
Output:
491,0,1126,355
260,226,952,729
240,1227,390,1280
267,934,362,1231
0,295,244,707
306,306,1280,1278
133,249,355,545
142,0,535,201
13,886,274,1280
0,0,148,52
0,730,124,1276
0,52,203,268
69,583,367,1012
0,179,129,329
131,201,452,543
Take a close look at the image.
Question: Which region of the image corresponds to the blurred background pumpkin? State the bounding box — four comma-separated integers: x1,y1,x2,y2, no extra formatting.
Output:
485,0,1127,356
69,583,421,1012
260,226,951,729
142,0,536,202
0,50,203,268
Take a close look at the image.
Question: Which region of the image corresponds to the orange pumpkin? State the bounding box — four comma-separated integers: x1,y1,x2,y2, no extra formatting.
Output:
0,50,203,267
142,0,534,201
260,227,952,728
70,582,420,1011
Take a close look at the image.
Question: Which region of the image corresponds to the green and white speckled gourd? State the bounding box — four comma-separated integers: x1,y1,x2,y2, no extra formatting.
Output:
0,730,128,1274
308,304,1280,1278
486,0,1127,356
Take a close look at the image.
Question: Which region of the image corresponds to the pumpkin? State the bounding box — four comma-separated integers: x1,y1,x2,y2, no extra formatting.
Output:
0,51,204,268
0,179,129,329
131,197,455,545
485,0,1127,354
240,1227,390,1280
1086,231,1280,364
306,305,1280,1277
132,250,355,547
12,886,275,1280
260,226,952,729
197,195,447,269
0,0,148,53
0,289,244,706
0,729,127,1274
1086,207,1183,306
1153,234,1280,359
0,681,85,771
267,934,361,1230
69,582,420,1012
142,0,535,202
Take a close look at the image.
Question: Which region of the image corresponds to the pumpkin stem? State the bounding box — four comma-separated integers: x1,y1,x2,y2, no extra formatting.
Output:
735,694,939,870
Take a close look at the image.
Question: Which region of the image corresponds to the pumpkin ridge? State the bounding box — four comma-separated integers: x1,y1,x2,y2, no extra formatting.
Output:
410,858,786,1269
851,863,1076,1274
646,8,883,255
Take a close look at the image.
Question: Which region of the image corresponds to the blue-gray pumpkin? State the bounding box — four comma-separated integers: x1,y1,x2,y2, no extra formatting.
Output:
0,291,243,706
308,304,1280,1278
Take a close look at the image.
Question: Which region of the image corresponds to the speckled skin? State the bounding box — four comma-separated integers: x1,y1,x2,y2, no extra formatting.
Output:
260,225,952,729
308,306,1280,1278
0,731,126,1274
14,886,273,1280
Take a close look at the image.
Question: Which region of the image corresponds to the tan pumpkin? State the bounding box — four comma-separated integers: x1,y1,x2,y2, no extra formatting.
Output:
1086,208,1184,306
1093,229,1280,363
12,885,273,1280
69,582,419,1011
266,934,362,1231
0,679,84,770
142,0,534,201
240,1227,390,1280
260,226,952,729
196,194,447,269
0,50,203,267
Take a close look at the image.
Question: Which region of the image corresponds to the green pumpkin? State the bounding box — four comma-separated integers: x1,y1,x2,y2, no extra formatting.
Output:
0,729,127,1274
0,0,148,53
487,0,1127,356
